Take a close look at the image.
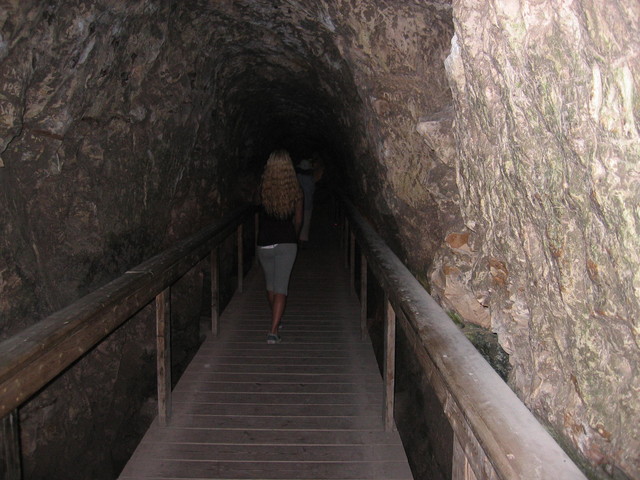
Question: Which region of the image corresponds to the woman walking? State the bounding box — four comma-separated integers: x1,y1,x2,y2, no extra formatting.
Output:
257,150,303,344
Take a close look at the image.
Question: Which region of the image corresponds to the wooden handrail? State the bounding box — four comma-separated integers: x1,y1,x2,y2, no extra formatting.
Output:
0,205,253,419
340,197,586,480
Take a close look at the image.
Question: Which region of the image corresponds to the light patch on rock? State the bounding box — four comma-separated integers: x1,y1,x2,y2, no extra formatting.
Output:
444,33,465,91
0,33,7,61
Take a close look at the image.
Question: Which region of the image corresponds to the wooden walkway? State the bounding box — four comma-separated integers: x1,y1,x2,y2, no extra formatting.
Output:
118,210,413,479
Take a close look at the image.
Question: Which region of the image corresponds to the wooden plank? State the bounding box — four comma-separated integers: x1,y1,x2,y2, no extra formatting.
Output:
1,410,21,480
350,231,356,292
237,224,243,294
216,327,360,336
182,357,379,372
176,372,382,384
175,355,367,367
173,363,377,375
164,413,386,430
453,434,478,480
397,310,500,480
209,325,362,335
156,288,172,426
120,458,413,479
192,345,375,357
172,380,383,394
384,297,396,432
194,344,370,354
360,253,368,340
210,248,219,336
137,426,405,446
170,391,383,406
253,212,259,266
170,402,383,417
129,442,408,463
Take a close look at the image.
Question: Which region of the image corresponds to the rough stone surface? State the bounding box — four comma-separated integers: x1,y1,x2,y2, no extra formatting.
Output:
328,0,459,273
446,0,640,477
0,1,233,337
1,0,638,479
0,2,256,477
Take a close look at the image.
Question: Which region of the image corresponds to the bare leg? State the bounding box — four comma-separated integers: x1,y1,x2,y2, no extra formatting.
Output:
269,293,287,334
267,290,275,309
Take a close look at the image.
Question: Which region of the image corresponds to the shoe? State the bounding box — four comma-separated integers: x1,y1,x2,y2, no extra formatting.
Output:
266,333,282,344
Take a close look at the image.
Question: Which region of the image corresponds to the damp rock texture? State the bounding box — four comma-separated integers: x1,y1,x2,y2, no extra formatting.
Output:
0,1,457,477
0,4,235,473
446,0,640,477
326,0,459,272
1,0,639,479
0,1,233,336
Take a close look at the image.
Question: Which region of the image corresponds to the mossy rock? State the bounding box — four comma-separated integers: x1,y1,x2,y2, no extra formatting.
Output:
459,321,511,382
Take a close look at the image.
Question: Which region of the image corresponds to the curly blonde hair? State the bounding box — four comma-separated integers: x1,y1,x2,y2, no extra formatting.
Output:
260,150,303,219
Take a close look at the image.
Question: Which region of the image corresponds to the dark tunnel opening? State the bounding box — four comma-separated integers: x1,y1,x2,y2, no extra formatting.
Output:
226,82,353,172
213,52,364,190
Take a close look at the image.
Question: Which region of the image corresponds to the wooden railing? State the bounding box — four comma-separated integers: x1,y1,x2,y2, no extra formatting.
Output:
0,205,255,480
339,197,586,480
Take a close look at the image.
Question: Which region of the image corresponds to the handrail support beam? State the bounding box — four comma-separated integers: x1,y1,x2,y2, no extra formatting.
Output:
210,248,219,336
349,232,356,293
156,288,171,426
384,296,396,431
237,224,244,293
360,253,368,340
2,410,22,480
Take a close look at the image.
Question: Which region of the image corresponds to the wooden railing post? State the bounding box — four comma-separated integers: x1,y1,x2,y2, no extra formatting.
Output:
349,232,356,293
384,296,396,431
156,288,171,426
211,248,219,336
453,435,478,480
237,224,244,293
360,253,368,340
254,212,259,266
2,410,22,480
343,219,349,268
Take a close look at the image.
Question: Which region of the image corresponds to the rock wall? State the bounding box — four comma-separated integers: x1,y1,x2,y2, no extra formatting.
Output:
2,0,638,478
326,0,459,272
0,1,232,338
446,0,640,477
0,2,241,478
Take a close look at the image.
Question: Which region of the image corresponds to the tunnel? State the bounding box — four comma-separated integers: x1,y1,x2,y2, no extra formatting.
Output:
0,1,639,479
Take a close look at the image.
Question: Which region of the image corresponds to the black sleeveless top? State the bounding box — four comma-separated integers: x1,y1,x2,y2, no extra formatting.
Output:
257,206,297,246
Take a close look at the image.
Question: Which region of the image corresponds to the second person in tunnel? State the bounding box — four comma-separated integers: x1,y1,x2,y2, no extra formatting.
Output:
256,149,303,344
